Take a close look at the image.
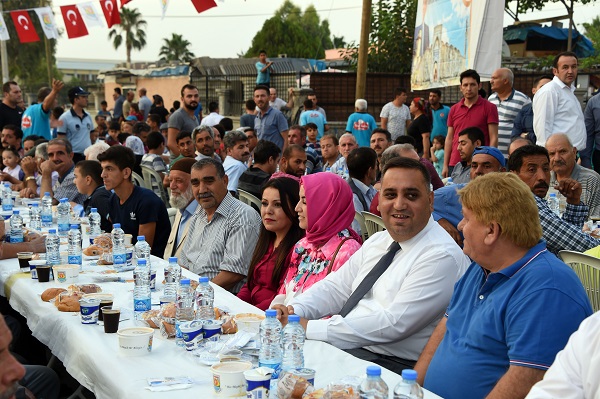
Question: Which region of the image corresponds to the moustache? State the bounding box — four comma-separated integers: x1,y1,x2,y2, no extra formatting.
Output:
196,192,213,200
0,382,20,399
534,182,549,190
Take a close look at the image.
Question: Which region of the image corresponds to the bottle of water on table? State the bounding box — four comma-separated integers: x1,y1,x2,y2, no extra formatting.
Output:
57,198,70,237
88,208,101,243
195,276,214,320
46,229,61,266
133,258,151,317
281,314,305,371
548,192,560,216
134,235,151,264
175,279,194,347
259,309,283,376
29,203,41,231
67,224,82,270
41,192,53,227
111,224,126,267
359,366,389,399
163,257,180,301
393,369,424,399
9,210,23,243
2,183,12,212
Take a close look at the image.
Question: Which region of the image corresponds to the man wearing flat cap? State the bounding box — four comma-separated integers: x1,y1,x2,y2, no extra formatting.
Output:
57,86,93,164
163,157,197,259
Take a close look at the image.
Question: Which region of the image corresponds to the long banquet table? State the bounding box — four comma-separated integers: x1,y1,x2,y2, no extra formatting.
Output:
0,236,442,398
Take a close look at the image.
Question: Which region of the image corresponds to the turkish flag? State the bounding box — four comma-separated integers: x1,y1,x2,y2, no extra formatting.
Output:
120,0,132,7
10,11,39,43
100,0,121,28
60,5,89,39
190,0,217,14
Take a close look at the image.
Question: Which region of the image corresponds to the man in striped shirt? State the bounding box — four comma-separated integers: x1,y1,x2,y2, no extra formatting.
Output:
179,158,262,293
488,68,531,157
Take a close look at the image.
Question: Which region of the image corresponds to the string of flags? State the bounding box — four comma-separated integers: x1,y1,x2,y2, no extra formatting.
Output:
0,0,218,43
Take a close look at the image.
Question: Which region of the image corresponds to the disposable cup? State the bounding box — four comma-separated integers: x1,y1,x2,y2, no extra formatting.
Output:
210,361,253,397
79,298,101,324
244,367,274,399
102,306,120,333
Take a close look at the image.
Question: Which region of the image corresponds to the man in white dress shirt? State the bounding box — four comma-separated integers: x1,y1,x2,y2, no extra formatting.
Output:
533,51,586,150
273,157,470,373
222,130,250,193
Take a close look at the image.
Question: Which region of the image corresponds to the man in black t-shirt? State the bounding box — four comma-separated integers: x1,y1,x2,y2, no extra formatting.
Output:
97,146,170,257
0,81,24,131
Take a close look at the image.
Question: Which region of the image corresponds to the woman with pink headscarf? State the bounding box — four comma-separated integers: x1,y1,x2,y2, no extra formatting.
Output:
271,172,362,306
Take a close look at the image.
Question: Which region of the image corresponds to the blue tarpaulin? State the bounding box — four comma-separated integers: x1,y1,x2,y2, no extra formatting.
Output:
504,26,595,58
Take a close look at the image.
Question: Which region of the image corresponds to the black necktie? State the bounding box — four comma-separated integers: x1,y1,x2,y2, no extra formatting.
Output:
339,241,401,317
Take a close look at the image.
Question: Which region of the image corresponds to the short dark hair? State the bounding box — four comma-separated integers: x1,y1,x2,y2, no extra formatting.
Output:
303,99,314,109
147,114,160,125
51,107,63,120
133,122,151,135
180,84,198,97
2,146,19,158
245,99,256,111
146,131,164,150
176,130,192,143
432,135,445,146
23,135,40,143
223,130,247,150
371,128,392,142
289,125,306,138
117,133,129,144
220,117,233,131
109,121,121,131
394,135,416,146
460,69,481,84
254,85,269,96
282,144,305,159
36,87,51,102
48,138,72,154
2,124,22,139
114,87,122,95
101,100,107,106
347,147,378,180
253,140,281,164
259,49,267,55
208,101,218,113
394,87,407,97
2,81,17,94
321,133,338,146
507,145,549,172
95,114,106,122
97,145,136,172
429,89,442,97
304,123,318,131
192,158,226,178
553,51,578,69
382,157,431,192
213,124,225,138
75,160,103,186
458,127,485,146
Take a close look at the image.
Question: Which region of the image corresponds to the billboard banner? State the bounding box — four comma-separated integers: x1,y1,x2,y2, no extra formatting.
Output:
411,0,504,90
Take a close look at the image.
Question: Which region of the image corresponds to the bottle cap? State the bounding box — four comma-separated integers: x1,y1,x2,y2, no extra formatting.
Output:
265,309,277,317
12,210,19,215
49,229,56,234
366,366,381,376
60,198,68,203
550,193,557,197
169,257,177,263
137,235,145,241
113,223,121,229
91,208,97,212
32,203,38,207
288,314,300,323
180,279,190,285
199,276,209,283
44,192,50,196
137,259,146,265
401,369,417,381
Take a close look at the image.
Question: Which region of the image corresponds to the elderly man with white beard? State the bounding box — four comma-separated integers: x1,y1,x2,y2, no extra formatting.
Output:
163,158,197,260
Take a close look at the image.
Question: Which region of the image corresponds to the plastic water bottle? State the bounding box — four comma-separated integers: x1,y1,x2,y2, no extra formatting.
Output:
2,183,12,211
163,257,180,300
57,198,70,236
9,210,23,243
41,192,53,227
175,279,194,347
258,309,283,374
133,258,151,316
393,370,424,399
88,208,101,242
29,203,41,231
46,229,61,266
281,314,305,371
359,366,389,399
548,193,560,216
195,276,214,320
111,224,126,267
67,225,82,270
445,177,453,186
134,235,151,264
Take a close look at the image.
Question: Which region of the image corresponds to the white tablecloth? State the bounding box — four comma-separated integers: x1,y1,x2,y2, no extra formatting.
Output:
1,254,442,399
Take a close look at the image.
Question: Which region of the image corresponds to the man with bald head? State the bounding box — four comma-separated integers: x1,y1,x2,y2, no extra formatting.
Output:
509,137,533,157
546,133,600,217
330,133,358,179
488,68,531,156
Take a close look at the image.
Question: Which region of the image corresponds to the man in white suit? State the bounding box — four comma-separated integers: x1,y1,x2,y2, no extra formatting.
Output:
163,158,197,260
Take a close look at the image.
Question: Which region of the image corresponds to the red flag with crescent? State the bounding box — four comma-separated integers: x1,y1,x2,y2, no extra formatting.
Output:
190,0,217,14
120,0,132,7
10,11,39,43
100,0,121,28
60,5,89,39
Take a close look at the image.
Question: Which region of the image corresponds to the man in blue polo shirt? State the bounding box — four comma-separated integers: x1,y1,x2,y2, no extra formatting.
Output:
254,85,288,151
415,172,592,399
57,87,93,164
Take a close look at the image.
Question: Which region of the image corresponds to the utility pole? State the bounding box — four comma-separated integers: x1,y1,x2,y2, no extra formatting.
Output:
356,0,372,100
0,2,9,83
567,0,574,51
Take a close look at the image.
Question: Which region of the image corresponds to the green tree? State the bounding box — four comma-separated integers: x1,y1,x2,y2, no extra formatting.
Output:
245,1,333,59
159,33,195,62
582,16,600,67
344,0,417,73
332,35,347,49
108,7,147,67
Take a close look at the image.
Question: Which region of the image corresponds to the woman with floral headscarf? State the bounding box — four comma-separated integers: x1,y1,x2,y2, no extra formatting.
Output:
271,172,362,306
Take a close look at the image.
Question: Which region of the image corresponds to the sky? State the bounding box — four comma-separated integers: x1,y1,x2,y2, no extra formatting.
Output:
46,0,600,62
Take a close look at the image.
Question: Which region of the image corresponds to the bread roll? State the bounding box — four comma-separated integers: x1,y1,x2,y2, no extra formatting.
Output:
41,288,67,302
83,245,104,256
56,296,80,312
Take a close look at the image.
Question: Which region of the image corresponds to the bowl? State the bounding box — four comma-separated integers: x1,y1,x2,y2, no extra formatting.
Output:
117,327,154,356
210,361,253,397
52,264,79,283
233,313,265,338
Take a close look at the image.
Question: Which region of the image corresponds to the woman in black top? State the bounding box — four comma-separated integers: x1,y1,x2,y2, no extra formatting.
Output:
407,97,431,158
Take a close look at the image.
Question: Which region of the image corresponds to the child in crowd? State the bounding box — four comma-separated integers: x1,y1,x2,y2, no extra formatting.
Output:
430,135,445,177
106,121,121,146
2,146,24,181
129,102,144,121
141,132,167,186
305,122,321,157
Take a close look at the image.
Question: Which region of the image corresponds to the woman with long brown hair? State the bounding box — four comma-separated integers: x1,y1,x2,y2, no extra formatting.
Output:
407,97,432,159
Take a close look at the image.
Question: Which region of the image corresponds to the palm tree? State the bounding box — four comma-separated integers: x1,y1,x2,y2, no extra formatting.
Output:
108,8,147,67
159,33,195,62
